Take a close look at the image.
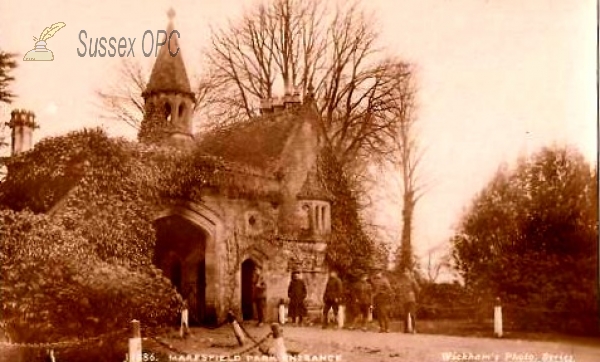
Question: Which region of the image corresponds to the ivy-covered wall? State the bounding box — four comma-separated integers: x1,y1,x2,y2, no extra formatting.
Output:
0,127,332,333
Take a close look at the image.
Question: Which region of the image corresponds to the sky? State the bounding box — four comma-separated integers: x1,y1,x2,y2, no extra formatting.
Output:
0,0,597,273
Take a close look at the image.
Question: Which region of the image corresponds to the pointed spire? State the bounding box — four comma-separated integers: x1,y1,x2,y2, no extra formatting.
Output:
166,8,177,56
143,8,194,99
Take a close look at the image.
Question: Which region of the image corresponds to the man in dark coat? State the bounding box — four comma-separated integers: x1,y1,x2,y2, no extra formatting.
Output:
371,270,393,333
398,269,420,333
351,273,373,331
253,269,267,326
322,270,343,329
288,271,308,325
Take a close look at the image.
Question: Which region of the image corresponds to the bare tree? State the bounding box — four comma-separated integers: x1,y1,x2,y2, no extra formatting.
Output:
385,65,431,273
95,0,415,175
95,60,147,130
205,0,415,169
95,59,212,131
424,250,452,284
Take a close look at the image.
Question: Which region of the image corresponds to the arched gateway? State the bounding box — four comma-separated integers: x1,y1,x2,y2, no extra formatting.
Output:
153,203,221,325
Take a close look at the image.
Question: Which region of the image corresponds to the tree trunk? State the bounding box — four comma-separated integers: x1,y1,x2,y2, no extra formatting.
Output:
399,191,415,272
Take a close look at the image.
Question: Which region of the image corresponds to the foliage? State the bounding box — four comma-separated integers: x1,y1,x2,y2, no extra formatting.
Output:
0,50,17,104
320,146,387,281
0,128,290,353
410,281,473,320
451,146,598,334
0,50,16,155
0,209,181,362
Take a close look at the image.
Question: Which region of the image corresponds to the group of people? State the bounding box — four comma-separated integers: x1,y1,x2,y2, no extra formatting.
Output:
252,267,420,334
320,269,419,333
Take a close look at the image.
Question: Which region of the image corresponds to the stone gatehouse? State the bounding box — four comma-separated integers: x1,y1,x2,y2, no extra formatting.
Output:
142,11,332,325
1,10,333,326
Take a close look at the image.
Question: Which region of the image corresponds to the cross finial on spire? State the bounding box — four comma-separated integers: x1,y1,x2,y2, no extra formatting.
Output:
167,8,176,20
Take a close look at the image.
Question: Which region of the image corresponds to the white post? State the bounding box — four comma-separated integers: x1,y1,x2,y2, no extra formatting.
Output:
367,305,373,322
271,324,288,362
407,312,413,333
129,320,142,362
180,308,189,338
278,300,286,325
48,349,56,362
493,297,503,338
228,311,245,346
337,305,345,329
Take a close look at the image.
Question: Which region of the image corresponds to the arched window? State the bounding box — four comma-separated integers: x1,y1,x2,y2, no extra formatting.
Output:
315,205,320,230
301,204,311,231
165,102,172,122
179,103,185,118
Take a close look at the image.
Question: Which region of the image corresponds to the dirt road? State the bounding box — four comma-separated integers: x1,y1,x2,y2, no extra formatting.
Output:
162,324,600,362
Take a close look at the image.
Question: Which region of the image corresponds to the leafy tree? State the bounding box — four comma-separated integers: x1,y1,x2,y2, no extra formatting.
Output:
451,145,598,334
0,50,16,104
320,146,387,280
0,50,16,157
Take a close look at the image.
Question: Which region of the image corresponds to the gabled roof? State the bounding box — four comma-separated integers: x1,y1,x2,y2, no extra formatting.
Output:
143,9,193,98
195,109,302,175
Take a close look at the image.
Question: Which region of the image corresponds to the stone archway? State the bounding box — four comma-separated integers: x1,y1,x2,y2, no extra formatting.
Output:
153,203,222,326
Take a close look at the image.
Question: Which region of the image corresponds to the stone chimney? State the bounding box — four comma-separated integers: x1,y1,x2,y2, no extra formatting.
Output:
272,96,285,112
283,86,302,109
7,109,38,155
259,98,274,115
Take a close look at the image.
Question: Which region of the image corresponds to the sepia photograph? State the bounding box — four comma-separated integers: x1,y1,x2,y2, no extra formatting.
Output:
0,0,597,361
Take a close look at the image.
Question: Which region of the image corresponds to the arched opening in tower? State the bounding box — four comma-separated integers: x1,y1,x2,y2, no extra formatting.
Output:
164,102,172,122
154,214,207,325
179,103,185,119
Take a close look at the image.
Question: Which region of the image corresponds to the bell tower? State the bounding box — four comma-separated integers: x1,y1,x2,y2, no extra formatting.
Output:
139,8,195,145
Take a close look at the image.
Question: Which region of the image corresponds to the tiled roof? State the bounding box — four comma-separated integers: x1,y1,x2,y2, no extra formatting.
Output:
143,18,193,97
195,110,301,174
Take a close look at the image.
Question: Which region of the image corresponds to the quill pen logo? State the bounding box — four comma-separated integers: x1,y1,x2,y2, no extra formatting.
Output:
23,22,66,61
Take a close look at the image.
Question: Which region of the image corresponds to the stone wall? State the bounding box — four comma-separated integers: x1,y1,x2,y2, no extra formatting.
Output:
203,194,328,323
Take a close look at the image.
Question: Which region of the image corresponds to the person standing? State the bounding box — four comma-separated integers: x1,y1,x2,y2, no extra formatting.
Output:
371,270,393,333
288,271,308,325
253,269,267,326
399,269,420,333
322,270,343,329
351,273,373,331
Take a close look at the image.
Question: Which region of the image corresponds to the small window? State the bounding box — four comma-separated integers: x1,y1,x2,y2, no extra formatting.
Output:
179,104,185,118
315,206,323,230
165,102,172,122
301,204,311,230
246,211,263,235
